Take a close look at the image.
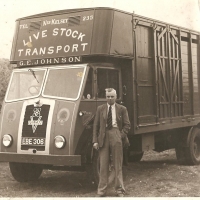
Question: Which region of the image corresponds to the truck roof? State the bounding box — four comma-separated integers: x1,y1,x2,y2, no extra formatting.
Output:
16,7,199,33
10,7,199,66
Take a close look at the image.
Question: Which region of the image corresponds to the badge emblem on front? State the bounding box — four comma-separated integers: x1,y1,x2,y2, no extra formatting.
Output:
28,108,43,133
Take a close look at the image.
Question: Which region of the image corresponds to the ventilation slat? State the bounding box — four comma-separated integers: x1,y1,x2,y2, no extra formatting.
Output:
68,16,80,26
29,21,42,32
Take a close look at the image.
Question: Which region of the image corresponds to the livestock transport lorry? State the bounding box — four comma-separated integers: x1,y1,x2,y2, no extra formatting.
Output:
0,7,200,183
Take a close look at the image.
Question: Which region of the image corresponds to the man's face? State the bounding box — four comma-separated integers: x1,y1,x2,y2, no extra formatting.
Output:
106,90,117,105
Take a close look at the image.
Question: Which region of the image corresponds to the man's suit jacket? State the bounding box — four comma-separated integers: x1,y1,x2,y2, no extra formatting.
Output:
93,103,131,148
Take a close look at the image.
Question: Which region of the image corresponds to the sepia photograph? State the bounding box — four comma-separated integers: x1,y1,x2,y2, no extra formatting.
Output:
0,0,200,197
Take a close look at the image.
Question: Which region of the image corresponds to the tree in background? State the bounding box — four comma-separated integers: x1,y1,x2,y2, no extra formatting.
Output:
0,58,15,107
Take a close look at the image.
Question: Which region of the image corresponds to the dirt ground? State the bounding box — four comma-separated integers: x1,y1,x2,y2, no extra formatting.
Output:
0,149,200,197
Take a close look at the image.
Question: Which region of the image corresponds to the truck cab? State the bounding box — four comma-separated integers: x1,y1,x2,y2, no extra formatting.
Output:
1,60,128,182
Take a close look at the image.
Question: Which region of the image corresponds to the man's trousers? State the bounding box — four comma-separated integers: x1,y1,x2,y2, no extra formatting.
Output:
97,127,125,195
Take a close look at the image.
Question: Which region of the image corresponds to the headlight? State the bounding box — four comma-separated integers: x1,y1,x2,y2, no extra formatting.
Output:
2,134,13,147
54,135,66,149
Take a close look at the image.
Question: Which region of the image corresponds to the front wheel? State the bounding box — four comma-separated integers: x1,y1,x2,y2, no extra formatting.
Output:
186,127,200,165
9,162,43,182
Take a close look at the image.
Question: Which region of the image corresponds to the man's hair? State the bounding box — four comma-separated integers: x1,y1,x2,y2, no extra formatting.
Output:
105,88,117,95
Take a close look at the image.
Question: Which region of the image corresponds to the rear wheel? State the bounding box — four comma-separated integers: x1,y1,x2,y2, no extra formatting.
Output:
186,127,200,165
9,162,43,182
175,127,200,165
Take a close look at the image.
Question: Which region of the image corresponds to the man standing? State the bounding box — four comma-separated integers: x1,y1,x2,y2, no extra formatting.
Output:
93,88,131,197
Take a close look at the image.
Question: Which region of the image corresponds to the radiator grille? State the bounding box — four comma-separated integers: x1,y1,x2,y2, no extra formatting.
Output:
21,104,50,151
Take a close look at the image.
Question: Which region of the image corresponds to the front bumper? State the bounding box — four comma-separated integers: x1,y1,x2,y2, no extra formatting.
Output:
0,153,81,166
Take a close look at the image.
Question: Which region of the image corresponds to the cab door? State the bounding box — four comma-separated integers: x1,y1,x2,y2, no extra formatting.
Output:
121,64,134,128
95,66,122,107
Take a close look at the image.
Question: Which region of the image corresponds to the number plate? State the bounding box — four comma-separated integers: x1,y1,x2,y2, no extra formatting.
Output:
21,137,45,146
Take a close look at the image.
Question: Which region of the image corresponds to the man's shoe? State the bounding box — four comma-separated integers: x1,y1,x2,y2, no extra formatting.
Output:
97,194,106,197
117,193,124,197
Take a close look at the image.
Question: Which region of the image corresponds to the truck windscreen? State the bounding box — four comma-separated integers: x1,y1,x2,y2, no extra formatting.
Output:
6,69,46,101
6,66,85,102
43,66,85,100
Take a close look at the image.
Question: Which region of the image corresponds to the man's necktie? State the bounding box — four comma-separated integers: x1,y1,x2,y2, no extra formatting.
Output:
107,105,112,129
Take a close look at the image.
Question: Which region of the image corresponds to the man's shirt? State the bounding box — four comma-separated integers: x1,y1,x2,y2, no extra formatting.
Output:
107,103,118,128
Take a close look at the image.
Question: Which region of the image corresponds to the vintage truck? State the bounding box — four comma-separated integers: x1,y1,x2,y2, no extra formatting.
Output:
0,7,199,183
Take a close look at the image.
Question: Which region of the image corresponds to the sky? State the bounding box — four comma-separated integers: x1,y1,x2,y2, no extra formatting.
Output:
0,0,200,59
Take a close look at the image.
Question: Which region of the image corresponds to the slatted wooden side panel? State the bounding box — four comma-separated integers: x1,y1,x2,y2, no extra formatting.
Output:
156,27,183,118
157,28,170,118
192,41,200,114
181,39,192,115
169,31,183,117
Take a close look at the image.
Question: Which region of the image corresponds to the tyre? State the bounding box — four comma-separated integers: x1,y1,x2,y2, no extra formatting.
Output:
92,150,115,186
128,151,144,162
9,162,43,182
186,127,200,165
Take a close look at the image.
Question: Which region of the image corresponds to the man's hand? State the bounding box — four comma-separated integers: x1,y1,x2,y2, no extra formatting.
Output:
121,132,127,139
122,135,130,148
93,143,99,150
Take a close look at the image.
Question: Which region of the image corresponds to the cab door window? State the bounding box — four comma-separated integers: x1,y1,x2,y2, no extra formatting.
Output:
97,68,120,98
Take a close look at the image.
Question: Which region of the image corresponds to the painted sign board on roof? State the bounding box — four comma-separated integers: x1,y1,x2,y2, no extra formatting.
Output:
12,10,94,61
